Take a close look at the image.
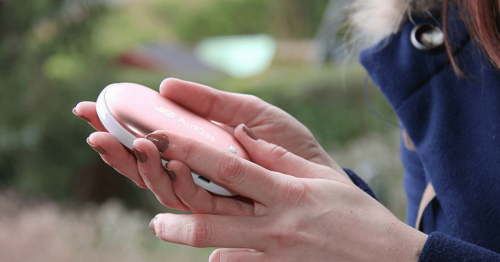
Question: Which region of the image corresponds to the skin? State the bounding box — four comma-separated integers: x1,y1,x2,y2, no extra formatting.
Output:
74,78,427,261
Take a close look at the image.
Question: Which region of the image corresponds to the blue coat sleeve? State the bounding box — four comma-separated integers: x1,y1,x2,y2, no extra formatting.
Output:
344,168,500,261
419,232,500,261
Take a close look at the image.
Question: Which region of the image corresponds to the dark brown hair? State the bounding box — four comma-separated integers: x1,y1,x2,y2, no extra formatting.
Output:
444,0,500,74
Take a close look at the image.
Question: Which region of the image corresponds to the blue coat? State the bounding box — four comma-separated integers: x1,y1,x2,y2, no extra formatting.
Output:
353,4,500,261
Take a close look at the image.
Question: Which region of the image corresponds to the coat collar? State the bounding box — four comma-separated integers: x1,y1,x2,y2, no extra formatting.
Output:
359,6,470,110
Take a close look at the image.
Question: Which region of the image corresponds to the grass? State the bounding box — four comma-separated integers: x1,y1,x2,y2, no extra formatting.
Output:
0,192,216,262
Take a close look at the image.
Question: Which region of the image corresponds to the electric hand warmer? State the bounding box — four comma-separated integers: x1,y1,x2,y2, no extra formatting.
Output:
95,83,249,196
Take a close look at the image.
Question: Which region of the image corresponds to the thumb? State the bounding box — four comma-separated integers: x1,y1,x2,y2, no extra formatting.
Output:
234,124,334,180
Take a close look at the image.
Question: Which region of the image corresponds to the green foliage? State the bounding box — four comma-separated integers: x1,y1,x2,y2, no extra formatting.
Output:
154,0,331,43
155,0,270,43
0,0,110,200
0,0,399,215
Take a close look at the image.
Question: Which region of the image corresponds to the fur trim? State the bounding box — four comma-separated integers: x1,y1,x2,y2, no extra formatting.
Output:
349,0,444,46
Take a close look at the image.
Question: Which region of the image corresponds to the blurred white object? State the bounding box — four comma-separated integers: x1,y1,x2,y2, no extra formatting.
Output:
195,35,276,78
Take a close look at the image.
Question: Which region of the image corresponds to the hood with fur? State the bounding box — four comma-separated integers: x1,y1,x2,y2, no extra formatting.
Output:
350,0,444,45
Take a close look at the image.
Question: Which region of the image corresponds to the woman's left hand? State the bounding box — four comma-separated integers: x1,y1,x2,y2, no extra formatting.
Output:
149,124,428,262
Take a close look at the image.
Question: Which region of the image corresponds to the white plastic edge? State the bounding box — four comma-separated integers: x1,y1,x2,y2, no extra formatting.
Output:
96,84,137,149
160,160,235,196
96,84,235,196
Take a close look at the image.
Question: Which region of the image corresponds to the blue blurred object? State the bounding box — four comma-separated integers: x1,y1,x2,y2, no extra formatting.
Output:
195,35,276,78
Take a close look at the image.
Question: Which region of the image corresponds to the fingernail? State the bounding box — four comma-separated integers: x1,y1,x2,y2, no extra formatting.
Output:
241,124,257,140
165,166,177,181
149,215,158,235
146,133,169,152
87,138,106,155
133,147,147,163
72,107,91,122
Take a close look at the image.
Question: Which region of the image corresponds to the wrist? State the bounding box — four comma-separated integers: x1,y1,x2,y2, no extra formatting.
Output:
385,222,428,262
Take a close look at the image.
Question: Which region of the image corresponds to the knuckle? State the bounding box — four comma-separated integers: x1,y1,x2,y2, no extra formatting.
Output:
268,144,288,159
186,217,213,247
176,138,199,163
217,155,243,184
256,143,289,167
280,180,308,206
158,198,176,208
267,222,301,248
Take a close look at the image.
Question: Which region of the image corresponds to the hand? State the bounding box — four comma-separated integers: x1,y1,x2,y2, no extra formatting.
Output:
72,78,349,211
157,78,342,172
148,125,428,262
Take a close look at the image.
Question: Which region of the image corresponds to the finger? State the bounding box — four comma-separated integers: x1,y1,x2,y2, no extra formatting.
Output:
210,248,265,262
87,132,148,189
153,213,266,250
168,160,254,215
235,124,352,182
233,124,340,180
132,138,189,211
73,101,106,131
151,130,286,204
159,78,268,127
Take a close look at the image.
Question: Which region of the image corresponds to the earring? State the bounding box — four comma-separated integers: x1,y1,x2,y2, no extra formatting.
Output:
408,8,444,51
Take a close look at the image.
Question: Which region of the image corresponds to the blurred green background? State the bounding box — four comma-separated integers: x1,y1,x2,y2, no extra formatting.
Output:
0,0,404,261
